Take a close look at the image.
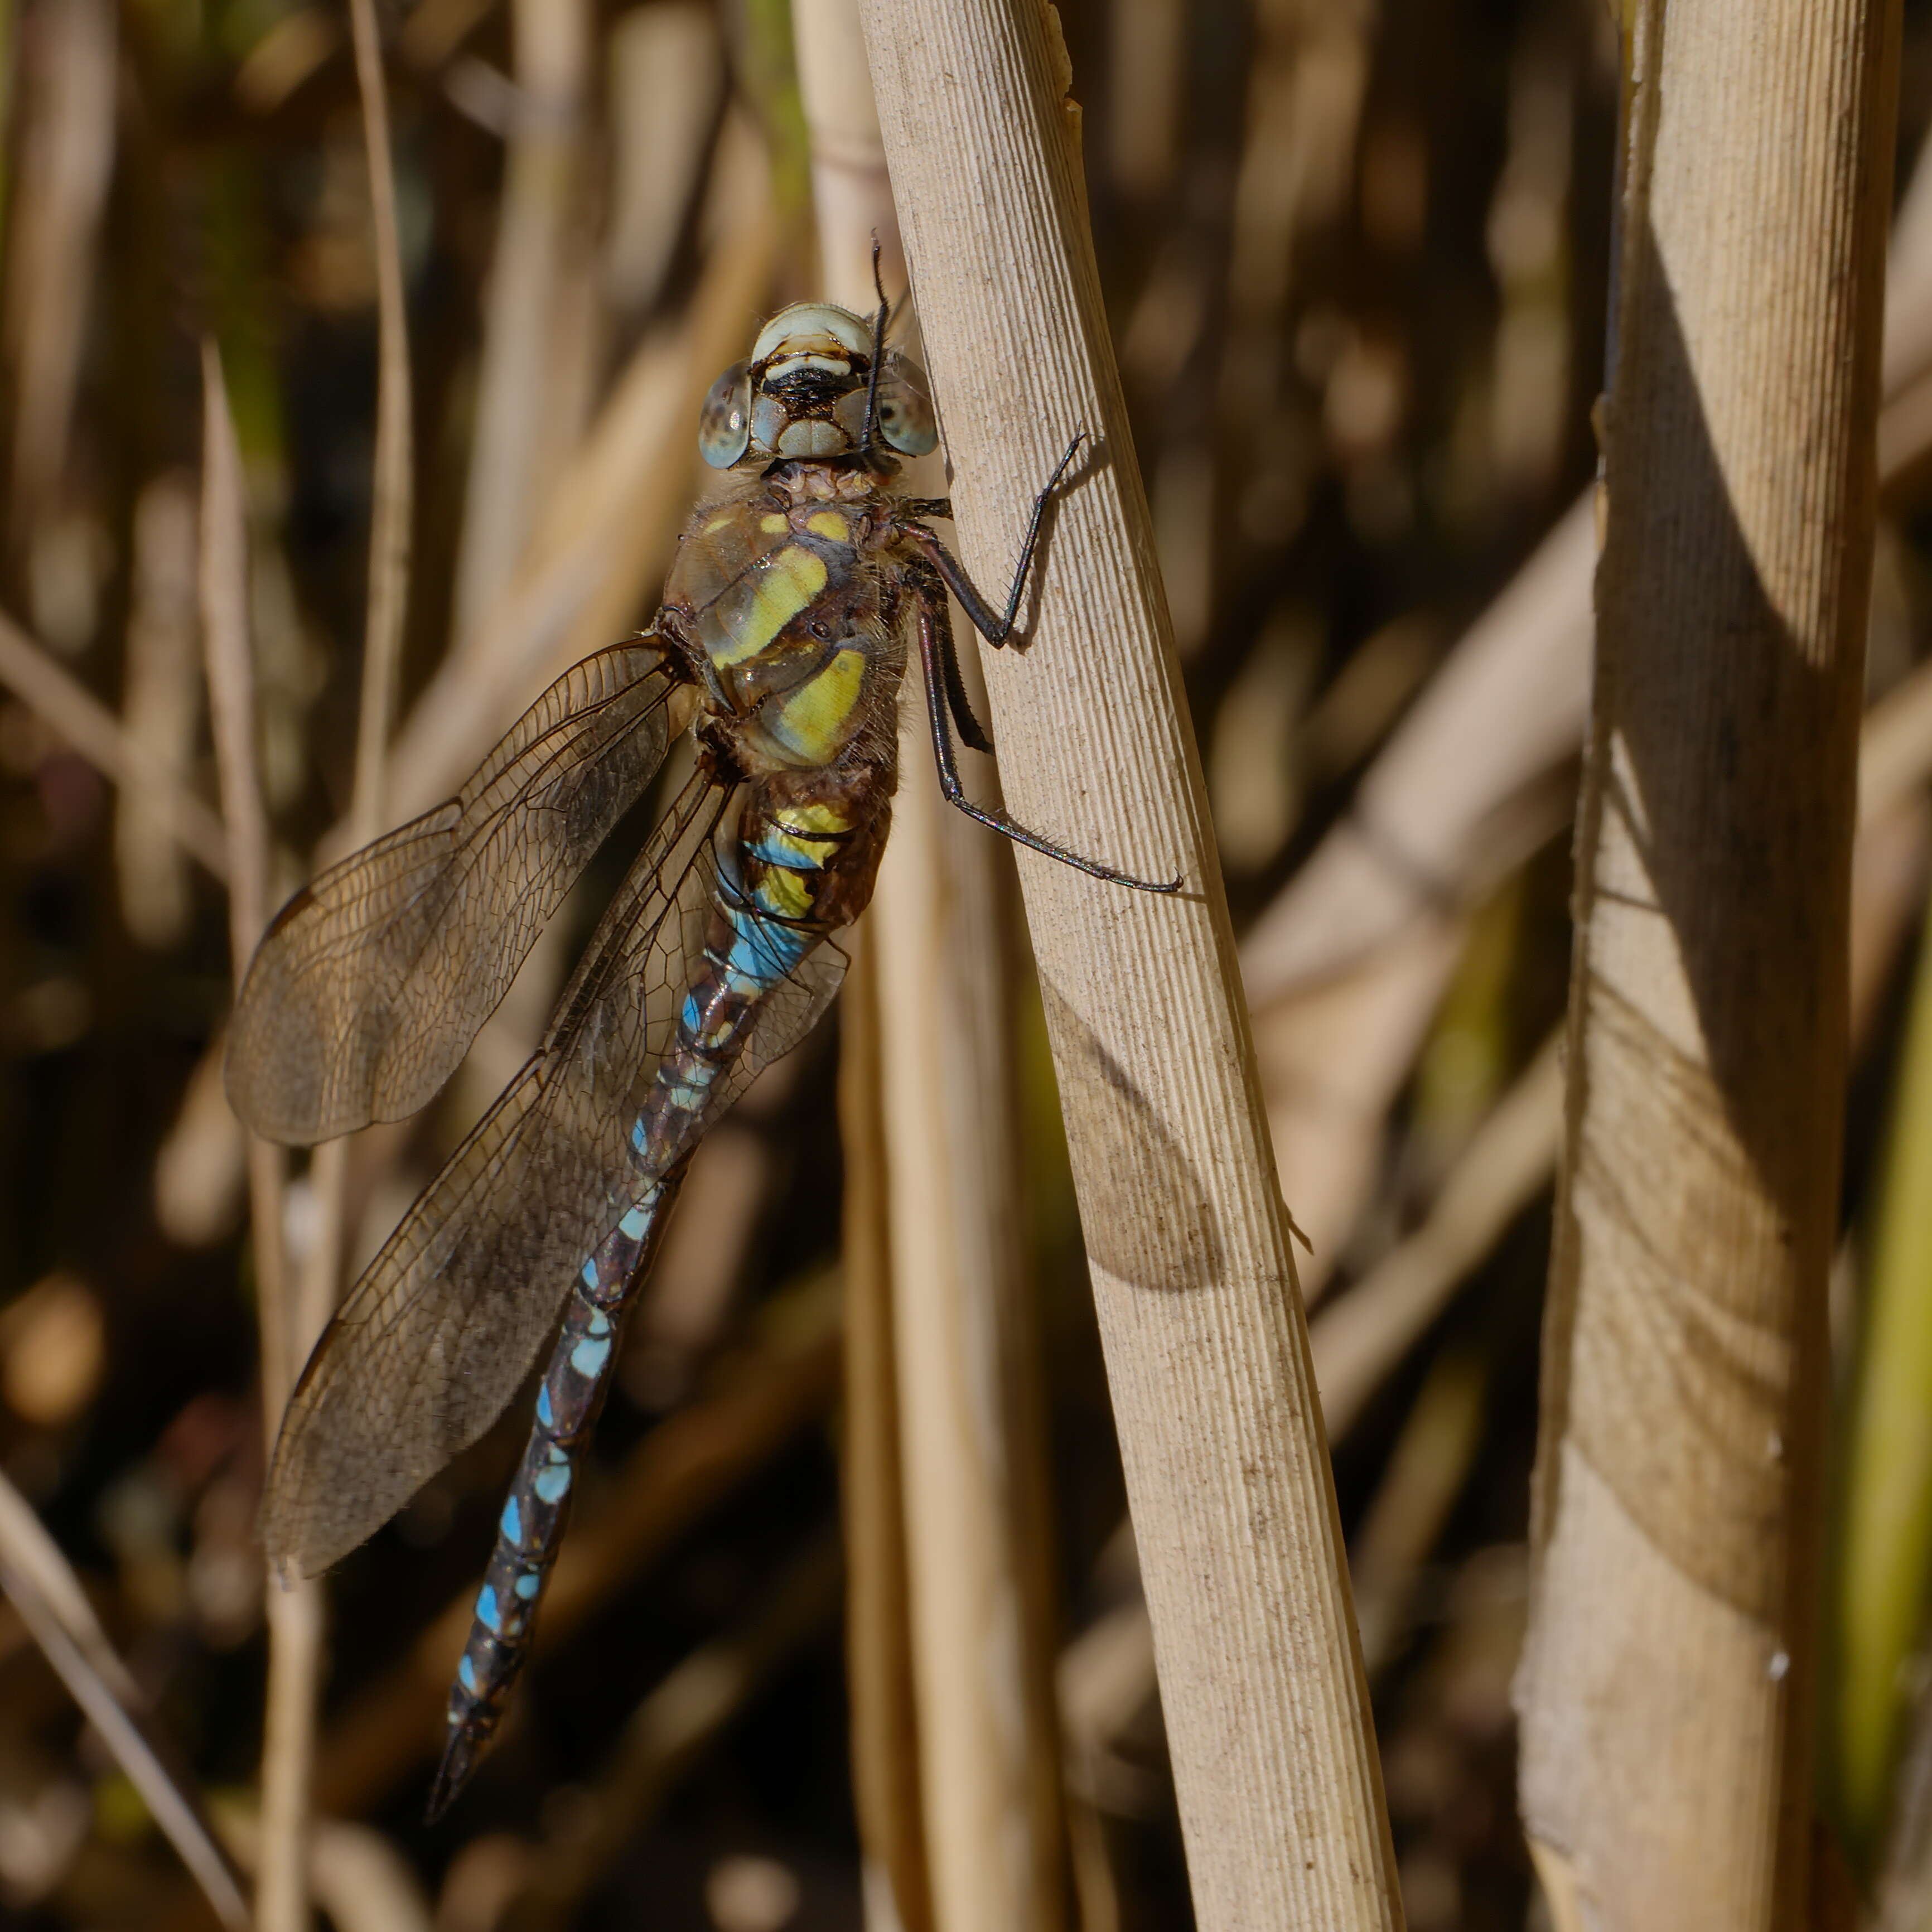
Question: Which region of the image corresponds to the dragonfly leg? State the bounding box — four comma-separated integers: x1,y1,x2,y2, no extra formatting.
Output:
931,601,993,755
910,571,1179,893
899,433,1088,649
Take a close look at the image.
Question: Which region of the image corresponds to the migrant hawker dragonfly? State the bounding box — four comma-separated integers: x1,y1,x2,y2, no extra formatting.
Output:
227,288,1175,1817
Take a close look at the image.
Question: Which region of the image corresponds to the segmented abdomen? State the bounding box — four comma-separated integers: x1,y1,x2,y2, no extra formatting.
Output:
429,783,865,1816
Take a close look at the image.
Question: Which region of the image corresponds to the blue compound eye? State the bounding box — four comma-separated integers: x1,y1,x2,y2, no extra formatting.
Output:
698,360,752,466
877,353,938,456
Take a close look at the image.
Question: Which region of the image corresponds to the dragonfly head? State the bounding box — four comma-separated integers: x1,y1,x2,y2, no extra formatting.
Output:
699,302,939,467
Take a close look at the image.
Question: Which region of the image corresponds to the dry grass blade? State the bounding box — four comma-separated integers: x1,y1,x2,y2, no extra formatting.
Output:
605,4,724,317
116,473,202,949
199,343,292,1417
200,340,311,1932
199,349,274,1053
0,606,228,878
1242,116,1932,1310
1241,496,1594,1004
218,1809,433,1932
251,6,413,1923
859,5,1400,1923
345,0,413,852
448,0,593,665
292,0,416,1418
0,1470,249,1930
1311,1036,1562,1441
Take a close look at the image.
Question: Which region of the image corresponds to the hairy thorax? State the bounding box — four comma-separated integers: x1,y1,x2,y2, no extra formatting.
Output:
663,464,909,782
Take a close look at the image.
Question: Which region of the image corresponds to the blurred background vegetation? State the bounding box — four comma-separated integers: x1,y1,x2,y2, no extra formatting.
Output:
4,0,1932,1926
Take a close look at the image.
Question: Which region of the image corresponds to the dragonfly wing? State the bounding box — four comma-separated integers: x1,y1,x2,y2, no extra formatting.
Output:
263,769,848,1577
263,769,727,1575
228,642,687,1146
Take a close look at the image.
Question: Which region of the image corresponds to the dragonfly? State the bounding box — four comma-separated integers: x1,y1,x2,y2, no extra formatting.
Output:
226,281,1176,1819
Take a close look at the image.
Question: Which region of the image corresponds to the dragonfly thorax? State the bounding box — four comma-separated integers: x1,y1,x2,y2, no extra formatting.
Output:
698,301,938,468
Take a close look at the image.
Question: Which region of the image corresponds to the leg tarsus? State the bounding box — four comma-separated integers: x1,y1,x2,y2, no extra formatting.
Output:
912,582,1177,894
896,432,1090,650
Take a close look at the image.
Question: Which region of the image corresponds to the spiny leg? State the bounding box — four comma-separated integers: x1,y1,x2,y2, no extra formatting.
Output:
896,437,1089,751
910,572,1178,894
930,597,993,754
897,431,1088,648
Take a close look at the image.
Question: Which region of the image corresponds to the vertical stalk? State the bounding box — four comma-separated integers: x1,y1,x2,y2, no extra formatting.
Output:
857,7,1401,1926
800,4,1068,1925
201,340,296,1928
1515,0,1899,1920
448,0,592,664
258,7,413,1927
838,923,938,1932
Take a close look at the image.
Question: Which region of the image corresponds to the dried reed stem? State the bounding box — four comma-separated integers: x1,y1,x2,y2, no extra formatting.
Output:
294,0,414,1405
448,0,592,663
803,5,1066,1923
201,342,315,1932
254,9,413,1926
859,7,1399,1924
1516,0,1899,1918
344,0,411,857
837,925,936,1932
117,473,201,948
0,1469,250,1929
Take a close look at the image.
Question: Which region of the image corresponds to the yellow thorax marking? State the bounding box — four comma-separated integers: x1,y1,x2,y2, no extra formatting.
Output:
712,544,829,667
770,647,866,764
759,513,789,534
703,511,735,535
805,509,852,543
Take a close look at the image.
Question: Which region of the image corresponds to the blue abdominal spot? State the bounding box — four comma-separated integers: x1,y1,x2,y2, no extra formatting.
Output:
724,906,811,983
570,1334,612,1379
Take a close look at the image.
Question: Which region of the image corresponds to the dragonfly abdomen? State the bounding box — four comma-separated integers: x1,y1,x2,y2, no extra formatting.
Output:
432,778,887,1814
429,1175,679,1819
632,779,886,1176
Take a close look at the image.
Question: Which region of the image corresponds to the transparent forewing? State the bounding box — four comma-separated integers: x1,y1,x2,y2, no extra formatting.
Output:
227,643,685,1146
262,773,849,1577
